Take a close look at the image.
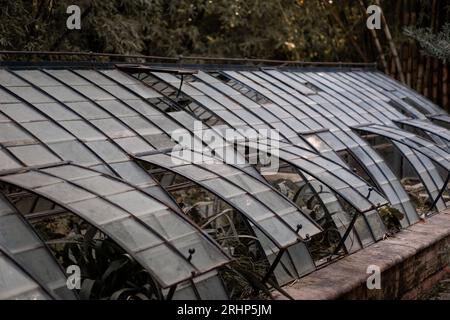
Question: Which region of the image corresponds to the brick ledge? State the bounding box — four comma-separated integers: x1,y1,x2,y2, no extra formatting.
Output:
274,211,450,300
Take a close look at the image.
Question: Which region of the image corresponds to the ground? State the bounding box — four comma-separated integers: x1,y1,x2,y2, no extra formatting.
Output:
423,272,450,300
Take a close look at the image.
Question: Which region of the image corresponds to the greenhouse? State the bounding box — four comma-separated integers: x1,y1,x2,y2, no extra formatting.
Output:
0,62,449,300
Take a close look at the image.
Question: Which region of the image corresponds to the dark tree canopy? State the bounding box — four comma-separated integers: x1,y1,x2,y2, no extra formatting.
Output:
1,0,450,110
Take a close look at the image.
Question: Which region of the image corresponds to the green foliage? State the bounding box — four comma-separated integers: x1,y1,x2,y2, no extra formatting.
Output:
404,23,450,62
36,217,163,300
0,0,368,61
378,205,404,233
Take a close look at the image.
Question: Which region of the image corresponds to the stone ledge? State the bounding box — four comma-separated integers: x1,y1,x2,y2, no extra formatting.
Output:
275,212,450,300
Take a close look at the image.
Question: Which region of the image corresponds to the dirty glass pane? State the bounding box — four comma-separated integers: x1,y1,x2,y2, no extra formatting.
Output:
125,83,162,99
8,86,53,104
0,123,36,146
202,178,245,198
0,254,49,300
35,182,95,204
102,217,163,252
0,171,60,189
120,116,162,136
41,86,84,103
72,85,114,101
42,165,99,181
170,232,226,271
86,140,129,163
0,214,40,252
90,118,134,139
34,102,80,121
0,70,28,86
176,165,217,181
109,161,152,186
138,209,195,240
225,173,270,194
60,120,106,141
96,100,138,117
75,70,115,85
107,190,167,215
49,140,100,166
22,121,73,143
136,245,194,287
73,175,133,196
8,145,60,166
67,197,129,225
1,103,45,122
115,136,152,154
0,150,21,171
65,101,109,119
44,70,90,86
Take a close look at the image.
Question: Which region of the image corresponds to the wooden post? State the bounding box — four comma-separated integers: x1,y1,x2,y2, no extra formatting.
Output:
375,0,406,84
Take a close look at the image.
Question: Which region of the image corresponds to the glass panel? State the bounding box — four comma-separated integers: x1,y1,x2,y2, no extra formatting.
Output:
257,217,299,247
7,86,53,104
35,182,95,204
0,171,60,188
170,233,226,271
72,85,114,101
60,120,106,141
42,165,99,181
34,103,80,121
124,83,162,99
120,116,162,136
229,194,272,221
49,140,101,166
101,70,137,85
0,254,49,300
202,178,245,198
124,99,162,116
0,88,20,103
74,175,133,196
65,101,109,119
114,137,152,154
44,70,90,86
144,133,176,149
75,70,116,85
86,140,129,163
103,217,163,252
175,165,217,181
41,86,84,102
1,103,46,122
68,197,128,224
107,191,167,215
14,247,67,288
252,190,293,215
109,161,152,186
0,123,36,146
96,100,138,117
0,70,28,86
0,214,40,252
138,209,195,240
97,85,137,100
136,245,194,287
90,118,134,139
225,173,270,194
8,145,60,166
22,121,73,143
0,150,21,171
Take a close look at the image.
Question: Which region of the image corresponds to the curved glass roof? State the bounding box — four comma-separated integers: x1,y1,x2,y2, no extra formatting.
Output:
2,63,450,299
